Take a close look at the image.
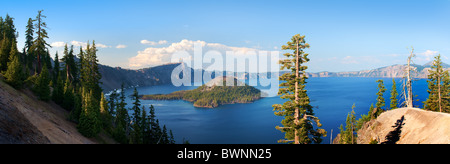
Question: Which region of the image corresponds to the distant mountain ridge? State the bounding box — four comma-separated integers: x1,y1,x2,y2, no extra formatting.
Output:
98,62,450,92
306,62,450,79
98,63,182,92
98,62,273,92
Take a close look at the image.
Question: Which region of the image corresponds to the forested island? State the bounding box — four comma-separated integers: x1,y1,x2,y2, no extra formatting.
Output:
140,76,262,108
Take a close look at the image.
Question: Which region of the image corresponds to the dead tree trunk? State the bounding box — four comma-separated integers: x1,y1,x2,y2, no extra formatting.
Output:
405,48,414,108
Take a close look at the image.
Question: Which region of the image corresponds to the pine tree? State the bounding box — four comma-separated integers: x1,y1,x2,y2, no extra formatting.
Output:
62,44,77,83
62,78,74,110
52,75,64,105
113,83,129,144
141,105,150,144
375,79,386,118
0,35,11,72
108,89,118,116
154,119,162,144
0,14,16,72
78,89,101,138
424,54,450,113
390,78,398,110
161,125,169,144
169,130,175,144
77,88,89,135
149,105,159,143
53,52,60,83
4,38,23,88
130,88,143,144
100,92,112,132
24,18,34,69
30,10,50,74
82,41,102,100
24,18,34,52
273,34,326,144
339,104,357,144
44,50,52,71
69,91,82,123
33,64,51,101
1,14,16,43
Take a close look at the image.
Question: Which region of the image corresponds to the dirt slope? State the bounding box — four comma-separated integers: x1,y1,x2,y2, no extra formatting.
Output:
357,107,450,144
0,80,95,144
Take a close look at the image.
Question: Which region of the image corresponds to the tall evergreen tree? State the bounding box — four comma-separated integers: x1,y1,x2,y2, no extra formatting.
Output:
43,49,52,71
339,104,357,144
113,83,129,144
390,78,398,110
52,75,64,105
130,88,142,144
0,14,17,72
30,10,50,74
24,18,34,69
24,18,34,51
4,38,23,88
424,54,450,113
273,34,326,144
62,78,74,111
100,92,112,132
62,44,77,83
1,14,16,42
78,89,101,138
141,105,150,144
149,105,160,143
169,130,175,144
53,52,60,82
108,89,118,116
374,79,386,118
161,125,169,144
0,35,11,72
33,64,51,101
82,41,102,100
70,91,82,122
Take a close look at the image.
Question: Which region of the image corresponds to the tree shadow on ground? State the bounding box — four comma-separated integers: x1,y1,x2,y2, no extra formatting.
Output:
381,115,405,144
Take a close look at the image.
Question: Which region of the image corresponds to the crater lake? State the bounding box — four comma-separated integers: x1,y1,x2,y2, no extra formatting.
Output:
117,77,429,144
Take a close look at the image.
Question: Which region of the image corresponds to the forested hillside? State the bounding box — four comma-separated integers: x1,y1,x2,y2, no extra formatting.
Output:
0,11,174,144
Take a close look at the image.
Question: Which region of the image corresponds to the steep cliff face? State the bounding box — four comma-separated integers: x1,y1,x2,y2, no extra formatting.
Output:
357,107,450,144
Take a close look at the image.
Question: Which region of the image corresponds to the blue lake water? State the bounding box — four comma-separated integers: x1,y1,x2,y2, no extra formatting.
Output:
119,77,429,144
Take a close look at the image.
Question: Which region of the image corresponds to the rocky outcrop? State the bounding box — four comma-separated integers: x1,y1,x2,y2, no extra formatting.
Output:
357,107,450,144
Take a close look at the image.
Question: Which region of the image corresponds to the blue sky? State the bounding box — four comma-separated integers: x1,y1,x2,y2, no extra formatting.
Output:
2,0,450,72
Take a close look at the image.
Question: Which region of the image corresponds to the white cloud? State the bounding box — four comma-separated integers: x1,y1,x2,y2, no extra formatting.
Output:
417,50,439,61
69,40,110,48
116,44,127,49
96,43,110,48
129,39,266,69
50,41,65,47
70,40,87,48
140,40,168,46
